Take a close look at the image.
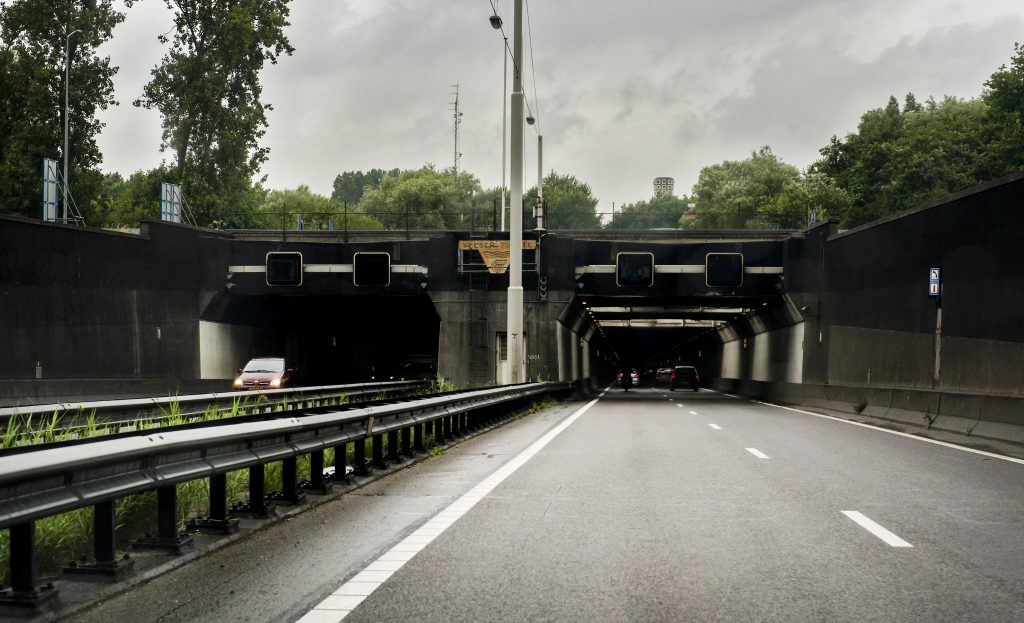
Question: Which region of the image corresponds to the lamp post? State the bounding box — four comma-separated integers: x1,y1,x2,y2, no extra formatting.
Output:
63,28,81,224
490,13,508,232
507,0,526,384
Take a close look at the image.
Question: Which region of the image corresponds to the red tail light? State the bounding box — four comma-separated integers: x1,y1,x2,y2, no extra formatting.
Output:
671,374,676,380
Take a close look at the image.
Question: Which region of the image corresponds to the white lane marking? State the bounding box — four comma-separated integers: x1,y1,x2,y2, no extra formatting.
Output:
746,447,770,459
297,392,607,623
688,410,698,415
708,424,722,430
842,511,913,547
702,390,1024,467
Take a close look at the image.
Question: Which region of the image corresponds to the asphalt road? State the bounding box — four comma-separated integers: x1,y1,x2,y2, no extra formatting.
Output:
64,385,1024,622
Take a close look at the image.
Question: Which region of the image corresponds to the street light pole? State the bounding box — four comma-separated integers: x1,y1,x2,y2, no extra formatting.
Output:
501,36,508,232
507,0,525,384
63,28,81,224
536,134,544,231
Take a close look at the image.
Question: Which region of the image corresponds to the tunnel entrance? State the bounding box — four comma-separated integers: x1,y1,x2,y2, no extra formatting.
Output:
568,293,796,382
202,293,440,384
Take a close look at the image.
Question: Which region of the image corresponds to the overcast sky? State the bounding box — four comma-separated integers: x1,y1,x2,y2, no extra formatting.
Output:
94,0,1024,213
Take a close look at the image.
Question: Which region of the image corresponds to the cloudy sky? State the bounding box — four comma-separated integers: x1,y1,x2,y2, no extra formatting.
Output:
95,0,1024,213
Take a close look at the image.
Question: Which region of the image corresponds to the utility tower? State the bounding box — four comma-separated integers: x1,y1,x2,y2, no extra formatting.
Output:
450,84,463,174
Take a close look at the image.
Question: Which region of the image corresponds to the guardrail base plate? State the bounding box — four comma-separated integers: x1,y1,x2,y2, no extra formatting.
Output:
63,557,135,582
132,534,194,555
187,517,240,535
0,583,58,615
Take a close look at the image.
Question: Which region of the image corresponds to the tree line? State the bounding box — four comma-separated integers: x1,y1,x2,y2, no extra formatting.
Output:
1,1,1022,231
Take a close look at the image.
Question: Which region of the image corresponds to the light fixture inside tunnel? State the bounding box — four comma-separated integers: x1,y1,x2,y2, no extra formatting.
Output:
599,319,724,328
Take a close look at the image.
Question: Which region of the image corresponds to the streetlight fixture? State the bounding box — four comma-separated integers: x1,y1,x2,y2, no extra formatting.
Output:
63,28,82,224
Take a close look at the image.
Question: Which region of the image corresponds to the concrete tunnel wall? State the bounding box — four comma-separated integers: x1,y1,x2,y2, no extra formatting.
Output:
699,171,1024,399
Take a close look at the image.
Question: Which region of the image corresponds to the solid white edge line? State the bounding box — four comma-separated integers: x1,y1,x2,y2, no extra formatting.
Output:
705,390,1024,466
745,447,770,459
842,510,913,547
297,388,608,622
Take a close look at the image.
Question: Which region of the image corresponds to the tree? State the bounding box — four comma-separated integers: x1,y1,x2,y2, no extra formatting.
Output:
90,166,172,227
258,185,382,231
331,168,399,205
357,166,481,229
812,71,1024,228
523,172,600,229
0,0,125,220
135,0,294,227
684,147,801,229
607,193,690,229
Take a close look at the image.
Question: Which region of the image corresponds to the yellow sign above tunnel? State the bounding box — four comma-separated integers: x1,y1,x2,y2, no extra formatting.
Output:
458,240,538,274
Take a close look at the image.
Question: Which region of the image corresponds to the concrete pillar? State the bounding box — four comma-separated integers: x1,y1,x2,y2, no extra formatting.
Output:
556,322,567,382
570,330,580,382
582,339,591,380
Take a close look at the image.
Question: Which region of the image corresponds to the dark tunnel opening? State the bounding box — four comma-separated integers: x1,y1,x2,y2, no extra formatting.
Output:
203,293,440,384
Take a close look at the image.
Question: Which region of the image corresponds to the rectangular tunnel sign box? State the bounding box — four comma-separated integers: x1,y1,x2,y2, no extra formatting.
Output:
266,252,303,286
706,253,744,288
615,252,655,287
353,252,391,287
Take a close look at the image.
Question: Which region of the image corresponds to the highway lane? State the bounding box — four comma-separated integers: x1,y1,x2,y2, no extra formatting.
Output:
324,385,1024,622
61,384,1024,622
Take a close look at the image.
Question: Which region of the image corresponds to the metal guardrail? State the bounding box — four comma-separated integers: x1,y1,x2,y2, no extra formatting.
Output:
0,380,430,430
0,382,572,612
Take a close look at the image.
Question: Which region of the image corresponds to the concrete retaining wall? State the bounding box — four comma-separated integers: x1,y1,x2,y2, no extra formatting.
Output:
710,378,1024,444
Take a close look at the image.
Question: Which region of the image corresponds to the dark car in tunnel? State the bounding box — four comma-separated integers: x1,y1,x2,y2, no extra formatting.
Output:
670,365,700,391
234,357,296,390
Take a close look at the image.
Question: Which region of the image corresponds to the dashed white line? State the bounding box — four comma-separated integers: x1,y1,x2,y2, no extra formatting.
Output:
688,410,698,415
708,424,722,430
745,447,770,459
842,511,913,547
297,391,605,622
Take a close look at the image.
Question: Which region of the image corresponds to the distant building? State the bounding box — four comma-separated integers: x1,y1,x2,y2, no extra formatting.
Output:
653,177,674,196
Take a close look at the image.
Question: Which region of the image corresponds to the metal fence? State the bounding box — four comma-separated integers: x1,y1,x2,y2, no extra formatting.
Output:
0,382,571,611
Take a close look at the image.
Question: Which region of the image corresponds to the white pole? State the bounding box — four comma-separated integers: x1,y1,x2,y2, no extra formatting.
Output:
507,0,525,384
500,37,508,232
536,134,544,231
63,29,80,224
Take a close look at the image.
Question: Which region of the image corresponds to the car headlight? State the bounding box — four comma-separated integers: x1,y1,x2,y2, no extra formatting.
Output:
233,378,243,387
270,378,281,387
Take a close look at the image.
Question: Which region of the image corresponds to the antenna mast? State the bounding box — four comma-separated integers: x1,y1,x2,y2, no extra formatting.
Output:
450,84,463,174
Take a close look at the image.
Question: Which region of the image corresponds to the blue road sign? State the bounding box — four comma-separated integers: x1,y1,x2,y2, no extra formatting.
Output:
928,267,941,298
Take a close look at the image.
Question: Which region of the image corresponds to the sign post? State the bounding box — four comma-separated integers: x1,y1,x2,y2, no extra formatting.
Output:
929,266,942,386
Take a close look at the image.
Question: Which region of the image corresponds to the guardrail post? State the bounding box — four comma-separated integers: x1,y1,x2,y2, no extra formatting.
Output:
333,442,350,481
134,485,193,553
0,522,57,612
401,426,413,457
243,464,268,515
372,433,386,469
305,450,331,494
387,430,400,462
414,423,426,452
275,457,305,505
64,500,135,579
189,473,239,534
354,439,368,476
434,417,446,444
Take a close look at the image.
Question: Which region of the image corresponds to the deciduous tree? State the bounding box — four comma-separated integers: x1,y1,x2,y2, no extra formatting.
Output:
0,0,125,219
135,0,294,227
